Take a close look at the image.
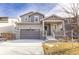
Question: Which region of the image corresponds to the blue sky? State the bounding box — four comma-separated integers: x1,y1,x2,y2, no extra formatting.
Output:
0,3,57,17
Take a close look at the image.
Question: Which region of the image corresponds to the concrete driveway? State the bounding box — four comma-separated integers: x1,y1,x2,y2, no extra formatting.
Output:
0,39,44,55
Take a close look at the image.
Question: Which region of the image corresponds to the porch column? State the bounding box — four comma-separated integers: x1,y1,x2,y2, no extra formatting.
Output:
62,21,66,38
51,23,53,36
42,20,45,38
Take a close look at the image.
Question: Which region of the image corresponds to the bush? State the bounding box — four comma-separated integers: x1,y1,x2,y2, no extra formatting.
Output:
1,32,16,40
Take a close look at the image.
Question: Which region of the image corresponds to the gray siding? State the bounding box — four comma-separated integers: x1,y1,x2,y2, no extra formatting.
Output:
20,15,28,22
20,13,44,23
30,14,44,22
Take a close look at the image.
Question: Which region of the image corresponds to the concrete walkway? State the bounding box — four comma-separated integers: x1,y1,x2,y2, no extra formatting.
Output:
0,39,44,55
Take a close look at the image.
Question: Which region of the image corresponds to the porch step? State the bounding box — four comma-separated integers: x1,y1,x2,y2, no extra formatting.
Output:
47,36,57,40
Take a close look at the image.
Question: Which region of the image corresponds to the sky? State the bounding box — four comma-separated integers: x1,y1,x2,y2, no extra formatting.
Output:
0,3,57,17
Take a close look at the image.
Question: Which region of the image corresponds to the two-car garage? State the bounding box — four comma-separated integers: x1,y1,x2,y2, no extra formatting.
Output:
20,29,41,39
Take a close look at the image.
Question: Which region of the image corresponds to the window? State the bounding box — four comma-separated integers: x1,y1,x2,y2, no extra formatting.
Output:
53,24,57,30
24,16,28,21
34,16,39,22
68,19,74,24
30,18,34,22
25,18,27,20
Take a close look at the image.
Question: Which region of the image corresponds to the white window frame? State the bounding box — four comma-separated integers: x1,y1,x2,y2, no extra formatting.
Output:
53,24,57,30
68,19,73,24
34,16,39,22
24,16,28,21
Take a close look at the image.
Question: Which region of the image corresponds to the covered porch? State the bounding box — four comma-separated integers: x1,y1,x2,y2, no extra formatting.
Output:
42,19,65,40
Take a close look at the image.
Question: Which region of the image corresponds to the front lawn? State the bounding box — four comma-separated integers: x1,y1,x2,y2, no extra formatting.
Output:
42,41,79,55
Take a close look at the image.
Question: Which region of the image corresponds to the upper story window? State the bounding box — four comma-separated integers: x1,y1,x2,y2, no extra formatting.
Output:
34,16,39,22
52,24,57,30
68,19,72,24
67,18,76,24
24,16,28,21
25,17,27,20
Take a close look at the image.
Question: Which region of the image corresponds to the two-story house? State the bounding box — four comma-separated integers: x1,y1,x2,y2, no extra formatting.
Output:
15,11,65,40
1,11,79,40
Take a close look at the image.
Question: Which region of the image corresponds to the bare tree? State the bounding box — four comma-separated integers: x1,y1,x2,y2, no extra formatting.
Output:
59,3,79,41
60,3,79,21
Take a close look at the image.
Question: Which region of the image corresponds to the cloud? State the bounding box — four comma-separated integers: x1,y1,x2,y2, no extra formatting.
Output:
0,3,78,18
0,3,57,17
18,3,57,16
0,4,29,17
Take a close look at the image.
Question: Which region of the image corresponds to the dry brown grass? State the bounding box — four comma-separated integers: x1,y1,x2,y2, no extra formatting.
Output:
42,42,79,55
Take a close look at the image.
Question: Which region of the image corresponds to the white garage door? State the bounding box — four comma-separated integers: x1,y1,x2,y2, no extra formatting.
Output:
20,29,40,39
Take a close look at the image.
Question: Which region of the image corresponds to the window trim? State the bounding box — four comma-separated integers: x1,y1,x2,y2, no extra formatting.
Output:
67,19,74,24
34,16,39,22
24,16,28,21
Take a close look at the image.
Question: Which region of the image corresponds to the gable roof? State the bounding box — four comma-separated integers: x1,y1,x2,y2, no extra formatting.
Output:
20,11,44,17
29,12,44,16
41,14,64,21
20,11,34,17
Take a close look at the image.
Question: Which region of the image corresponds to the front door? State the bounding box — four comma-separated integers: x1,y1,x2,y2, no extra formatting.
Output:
44,24,51,35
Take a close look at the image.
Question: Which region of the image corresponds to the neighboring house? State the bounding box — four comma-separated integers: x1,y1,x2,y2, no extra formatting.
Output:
0,17,8,23
0,17,11,33
0,17,17,38
64,17,79,39
15,11,65,40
